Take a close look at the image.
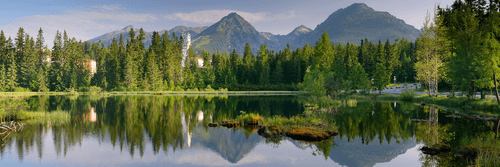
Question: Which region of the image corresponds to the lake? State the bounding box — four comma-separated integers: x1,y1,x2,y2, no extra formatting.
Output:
0,95,495,166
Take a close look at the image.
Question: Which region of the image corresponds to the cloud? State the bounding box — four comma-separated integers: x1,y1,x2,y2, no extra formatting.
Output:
165,10,296,24
0,5,159,47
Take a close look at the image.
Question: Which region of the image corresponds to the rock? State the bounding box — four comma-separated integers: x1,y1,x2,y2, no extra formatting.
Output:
420,145,451,155
207,123,218,127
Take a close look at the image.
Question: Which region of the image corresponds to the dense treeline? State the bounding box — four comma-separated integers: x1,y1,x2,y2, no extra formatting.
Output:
0,26,418,92
1,0,498,99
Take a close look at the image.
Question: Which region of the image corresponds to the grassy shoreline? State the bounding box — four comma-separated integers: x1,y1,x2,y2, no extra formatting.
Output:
0,91,306,97
344,93,500,113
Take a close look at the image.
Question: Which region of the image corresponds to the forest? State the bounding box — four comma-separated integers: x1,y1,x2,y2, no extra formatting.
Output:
0,0,498,100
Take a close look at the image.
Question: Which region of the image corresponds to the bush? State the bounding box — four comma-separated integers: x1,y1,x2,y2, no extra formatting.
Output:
204,85,215,91
86,86,102,94
174,86,184,91
400,90,415,101
217,87,228,92
186,88,199,91
14,87,31,92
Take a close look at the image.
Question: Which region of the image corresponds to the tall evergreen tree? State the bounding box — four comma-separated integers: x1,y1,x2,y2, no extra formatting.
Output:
0,64,5,92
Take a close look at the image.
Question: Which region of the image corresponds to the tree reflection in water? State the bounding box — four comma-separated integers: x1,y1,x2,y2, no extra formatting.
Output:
2,95,496,166
0,95,304,162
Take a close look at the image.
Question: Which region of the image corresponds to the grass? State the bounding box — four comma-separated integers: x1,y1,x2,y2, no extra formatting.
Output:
213,111,338,142
460,133,500,166
18,111,71,124
235,112,263,125
0,92,70,97
342,93,500,113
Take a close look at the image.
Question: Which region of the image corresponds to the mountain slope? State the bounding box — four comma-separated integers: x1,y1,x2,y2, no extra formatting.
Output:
87,25,208,47
191,12,274,54
87,3,419,53
293,3,419,47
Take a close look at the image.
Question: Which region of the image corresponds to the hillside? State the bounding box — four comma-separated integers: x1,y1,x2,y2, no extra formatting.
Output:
190,12,274,54
87,3,419,53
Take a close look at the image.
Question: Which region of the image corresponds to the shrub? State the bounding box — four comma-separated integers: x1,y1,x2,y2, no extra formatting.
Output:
87,86,102,94
14,87,31,92
204,85,215,91
400,90,415,101
174,86,184,91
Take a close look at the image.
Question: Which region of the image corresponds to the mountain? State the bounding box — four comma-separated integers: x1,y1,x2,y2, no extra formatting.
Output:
87,25,208,47
261,25,312,49
190,12,275,54
87,25,141,46
191,125,262,163
293,3,420,47
168,25,208,38
87,3,419,53
328,136,418,167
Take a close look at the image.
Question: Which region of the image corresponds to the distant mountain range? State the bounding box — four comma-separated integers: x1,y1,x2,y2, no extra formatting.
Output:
87,3,420,54
87,25,208,48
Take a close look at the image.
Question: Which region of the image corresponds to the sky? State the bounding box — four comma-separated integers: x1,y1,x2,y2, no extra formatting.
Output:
0,0,456,48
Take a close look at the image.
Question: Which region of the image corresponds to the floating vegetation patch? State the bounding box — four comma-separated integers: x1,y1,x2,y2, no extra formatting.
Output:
208,112,338,142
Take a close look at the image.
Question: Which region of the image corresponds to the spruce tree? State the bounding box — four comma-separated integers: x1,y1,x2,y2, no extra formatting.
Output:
6,52,18,91
0,64,5,92
147,51,162,91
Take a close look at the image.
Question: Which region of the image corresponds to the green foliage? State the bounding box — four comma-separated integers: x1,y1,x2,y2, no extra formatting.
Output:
82,86,102,94
13,87,31,92
373,62,389,93
399,90,415,101
204,85,215,91
300,67,326,97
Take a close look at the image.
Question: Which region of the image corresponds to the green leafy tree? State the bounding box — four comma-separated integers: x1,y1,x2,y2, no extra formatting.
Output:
373,62,389,93
415,12,445,96
300,67,326,97
439,0,483,97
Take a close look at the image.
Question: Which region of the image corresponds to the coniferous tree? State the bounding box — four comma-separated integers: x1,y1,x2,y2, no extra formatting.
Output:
0,31,7,65
6,50,18,91
257,45,270,85
313,31,333,71
0,64,5,92
242,43,255,84
439,0,483,97
146,51,162,91
35,28,44,67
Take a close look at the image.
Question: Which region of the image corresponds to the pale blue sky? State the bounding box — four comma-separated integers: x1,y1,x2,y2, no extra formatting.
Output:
0,0,455,47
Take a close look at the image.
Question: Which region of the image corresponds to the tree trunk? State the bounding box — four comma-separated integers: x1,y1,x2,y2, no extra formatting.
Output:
494,71,500,105
496,119,500,140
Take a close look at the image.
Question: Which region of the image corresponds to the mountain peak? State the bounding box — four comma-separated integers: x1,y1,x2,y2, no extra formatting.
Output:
344,3,375,13
122,25,134,31
288,25,312,36
225,12,242,18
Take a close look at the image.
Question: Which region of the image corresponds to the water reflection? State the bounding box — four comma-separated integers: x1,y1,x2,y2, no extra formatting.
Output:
1,95,491,166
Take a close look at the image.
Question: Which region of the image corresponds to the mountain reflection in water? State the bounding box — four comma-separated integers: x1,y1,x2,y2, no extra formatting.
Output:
0,95,439,166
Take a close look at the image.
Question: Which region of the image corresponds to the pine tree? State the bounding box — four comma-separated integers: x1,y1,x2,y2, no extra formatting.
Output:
6,52,18,91
313,31,333,71
243,43,255,84
257,45,270,85
373,62,388,93
0,64,5,92
0,31,6,65
36,28,44,67
147,51,162,91
123,53,136,89
38,64,48,92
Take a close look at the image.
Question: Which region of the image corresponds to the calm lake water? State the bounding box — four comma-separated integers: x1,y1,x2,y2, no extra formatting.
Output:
0,95,493,166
